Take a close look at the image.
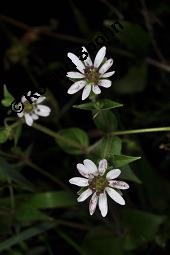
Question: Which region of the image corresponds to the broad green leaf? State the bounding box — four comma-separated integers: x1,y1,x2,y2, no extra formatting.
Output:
121,209,166,250
56,128,89,155
108,154,141,167
120,165,141,183
113,62,148,94
74,99,123,111
0,222,56,252
1,84,14,107
0,157,34,191
16,191,75,223
93,110,118,132
94,136,122,158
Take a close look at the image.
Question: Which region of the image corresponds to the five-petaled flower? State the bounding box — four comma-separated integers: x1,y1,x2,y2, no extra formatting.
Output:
69,159,129,217
17,91,51,126
66,46,115,100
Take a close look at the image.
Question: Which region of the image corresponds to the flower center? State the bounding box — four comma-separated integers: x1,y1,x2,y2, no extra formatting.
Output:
84,66,100,84
89,176,108,194
24,101,34,113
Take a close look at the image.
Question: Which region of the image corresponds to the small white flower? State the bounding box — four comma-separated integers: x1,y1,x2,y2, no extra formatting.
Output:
69,159,129,217
17,91,51,126
66,46,115,100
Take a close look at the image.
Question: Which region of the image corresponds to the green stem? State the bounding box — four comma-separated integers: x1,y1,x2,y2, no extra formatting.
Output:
112,127,170,136
32,123,83,150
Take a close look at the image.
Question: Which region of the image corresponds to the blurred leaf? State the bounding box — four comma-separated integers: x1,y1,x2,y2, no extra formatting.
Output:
83,226,123,255
104,20,151,54
69,0,91,36
121,209,166,250
120,165,141,184
0,222,56,252
94,136,122,158
56,128,89,155
74,99,123,111
93,110,118,132
0,157,34,191
1,84,14,107
108,154,141,167
0,128,9,143
113,62,148,94
16,191,75,223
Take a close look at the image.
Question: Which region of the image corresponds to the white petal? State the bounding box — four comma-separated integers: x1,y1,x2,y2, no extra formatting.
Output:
77,188,93,202
98,79,112,88
36,96,46,104
82,46,93,66
77,163,91,178
92,85,101,95
98,159,107,175
106,187,125,205
109,180,129,190
21,96,27,103
66,72,85,79
94,46,106,68
35,105,51,117
89,192,98,215
17,111,24,118
27,91,31,96
67,80,86,94
99,192,108,217
83,159,98,175
99,58,113,74
69,177,89,187
82,85,91,100
67,53,85,73
101,71,115,78
24,113,33,126
106,169,121,180
31,113,39,120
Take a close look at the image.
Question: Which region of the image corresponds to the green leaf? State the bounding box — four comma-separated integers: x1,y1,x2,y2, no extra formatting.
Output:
94,136,122,158
83,225,124,255
93,110,118,132
16,191,76,223
73,99,123,111
108,154,141,167
0,222,56,252
0,128,9,143
121,209,166,250
1,84,14,107
56,128,89,155
120,165,141,184
113,62,148,94
0,157,34,191
104,20,151,54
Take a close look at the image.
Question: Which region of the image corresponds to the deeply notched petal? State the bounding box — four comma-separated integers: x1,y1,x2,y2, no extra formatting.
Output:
69,177,89,187
98,79,112,88
77,163,91,178
77,188,93,202
101,71,115,78
66,72,85,79
106,187,125,205
35,105,51,117
99,58,113,74
92,85,101,95
98,159,107,175
82,46,93,66
25,113,33,126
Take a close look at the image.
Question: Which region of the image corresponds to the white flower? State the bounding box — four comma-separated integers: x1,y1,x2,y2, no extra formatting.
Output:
69,159,129,217
66,46,115,100
17,91,51,126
